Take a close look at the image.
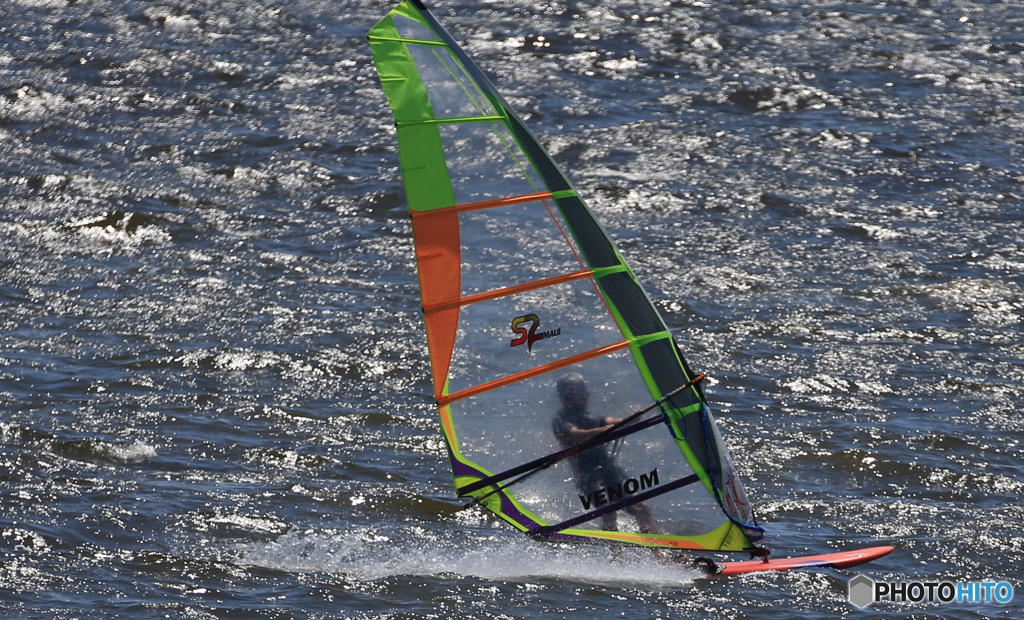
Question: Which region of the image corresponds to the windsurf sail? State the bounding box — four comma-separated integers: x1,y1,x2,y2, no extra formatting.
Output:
367,0,764,552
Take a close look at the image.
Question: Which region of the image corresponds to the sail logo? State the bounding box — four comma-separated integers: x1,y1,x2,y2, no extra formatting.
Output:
579,469,659,510
722,470,750,523
510,314,560,351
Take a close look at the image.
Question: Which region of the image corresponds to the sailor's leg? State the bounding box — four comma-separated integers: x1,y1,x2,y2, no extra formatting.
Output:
626,502,659,534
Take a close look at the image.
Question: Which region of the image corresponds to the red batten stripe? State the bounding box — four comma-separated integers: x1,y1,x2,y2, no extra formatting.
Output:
410,191,554,220
437,340,629,406
423,269,593,314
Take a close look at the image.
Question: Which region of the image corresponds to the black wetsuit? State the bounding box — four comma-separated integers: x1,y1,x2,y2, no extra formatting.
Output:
552,406,627,494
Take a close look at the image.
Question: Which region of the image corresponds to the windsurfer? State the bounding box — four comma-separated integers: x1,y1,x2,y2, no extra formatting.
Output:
552,373,659,534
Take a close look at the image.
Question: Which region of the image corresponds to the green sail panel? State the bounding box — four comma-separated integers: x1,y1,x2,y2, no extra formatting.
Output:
367,0,762,552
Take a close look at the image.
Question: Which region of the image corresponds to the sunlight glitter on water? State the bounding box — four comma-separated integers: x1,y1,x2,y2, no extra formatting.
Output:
1,0,1022,618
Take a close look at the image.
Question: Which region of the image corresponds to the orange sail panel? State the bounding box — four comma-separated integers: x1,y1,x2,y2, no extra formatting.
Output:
412,210,461,394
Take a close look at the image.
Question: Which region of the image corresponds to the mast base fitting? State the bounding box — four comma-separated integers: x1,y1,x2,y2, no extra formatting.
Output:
751,546,771,562
691,556,723,576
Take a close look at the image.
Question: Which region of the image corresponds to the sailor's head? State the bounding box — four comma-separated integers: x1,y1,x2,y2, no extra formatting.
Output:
556,373,588,409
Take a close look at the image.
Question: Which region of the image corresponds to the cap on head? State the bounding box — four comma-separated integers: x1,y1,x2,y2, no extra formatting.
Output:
556,373,587,403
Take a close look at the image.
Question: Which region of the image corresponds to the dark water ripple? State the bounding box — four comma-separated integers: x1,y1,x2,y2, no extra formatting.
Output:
1,0,1022,618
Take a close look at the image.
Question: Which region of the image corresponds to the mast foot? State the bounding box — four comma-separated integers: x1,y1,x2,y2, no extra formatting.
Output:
750,546,771,563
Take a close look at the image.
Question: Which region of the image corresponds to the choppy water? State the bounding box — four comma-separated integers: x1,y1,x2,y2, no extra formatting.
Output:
2,0,1022,618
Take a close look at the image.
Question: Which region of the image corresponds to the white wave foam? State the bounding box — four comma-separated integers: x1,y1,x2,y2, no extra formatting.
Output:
93,440,158,463
209,514,289,535
233,527,701,587
76,223,172,248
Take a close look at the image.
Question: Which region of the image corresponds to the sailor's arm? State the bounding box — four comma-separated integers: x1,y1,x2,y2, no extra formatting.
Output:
564,423,615,443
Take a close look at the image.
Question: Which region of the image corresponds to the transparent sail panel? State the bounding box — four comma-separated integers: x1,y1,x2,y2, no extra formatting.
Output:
391,13,438,42
627,483,725,537
446,278,622,395
440,122,544,204
406,44,497,119
459,201,583,296
448,348,648,466
514,460,723,537
448,351,724,538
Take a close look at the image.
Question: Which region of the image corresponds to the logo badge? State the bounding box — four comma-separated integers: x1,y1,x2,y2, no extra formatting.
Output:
510,314,560,351
848,575,875,608
847,574,1015,607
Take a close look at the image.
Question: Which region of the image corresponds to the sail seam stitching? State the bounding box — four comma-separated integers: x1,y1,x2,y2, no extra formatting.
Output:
630,330,672,348
591,264,630,278
396,115,505,127
367,35,447,47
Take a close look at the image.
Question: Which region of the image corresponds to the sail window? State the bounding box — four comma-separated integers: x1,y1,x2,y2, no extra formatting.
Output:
391,13,439,42
457,201,585,295
405,43,497,119
438,121,544,204
445,276,625,395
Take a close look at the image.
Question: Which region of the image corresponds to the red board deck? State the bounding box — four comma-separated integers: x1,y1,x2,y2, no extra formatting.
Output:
702,545,895,578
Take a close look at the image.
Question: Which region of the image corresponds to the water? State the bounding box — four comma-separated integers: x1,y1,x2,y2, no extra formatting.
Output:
1,0,1022,617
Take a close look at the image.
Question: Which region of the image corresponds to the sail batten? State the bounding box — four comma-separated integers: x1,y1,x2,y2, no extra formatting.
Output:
458,414,665,496
437,340,630,406
369,0,763,553
410,191,557,217
423,269,593,314
534,473,703,538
